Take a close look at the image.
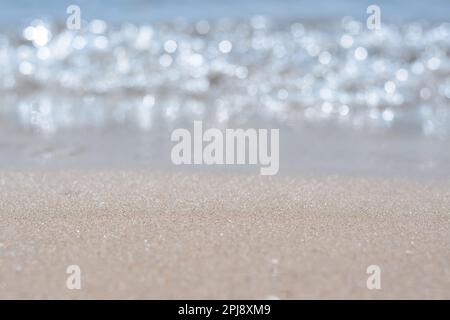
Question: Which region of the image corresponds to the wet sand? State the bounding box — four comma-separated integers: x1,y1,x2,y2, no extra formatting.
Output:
0,170,449,299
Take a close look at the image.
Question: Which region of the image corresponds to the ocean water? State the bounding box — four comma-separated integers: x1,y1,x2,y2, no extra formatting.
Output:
1,0,450,25
0,0,449,176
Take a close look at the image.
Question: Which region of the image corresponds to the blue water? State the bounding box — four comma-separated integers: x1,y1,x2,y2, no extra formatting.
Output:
0,0,449,26
1,0,450,176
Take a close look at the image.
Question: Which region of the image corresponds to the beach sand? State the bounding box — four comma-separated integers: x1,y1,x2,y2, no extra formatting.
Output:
0,170,449,299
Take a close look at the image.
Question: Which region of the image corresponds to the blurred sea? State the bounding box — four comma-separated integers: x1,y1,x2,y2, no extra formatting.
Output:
1,0,450,25
0,0,449,176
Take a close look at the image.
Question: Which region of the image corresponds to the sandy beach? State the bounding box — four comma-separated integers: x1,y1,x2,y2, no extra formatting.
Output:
1,170,449,299
1,0,450,303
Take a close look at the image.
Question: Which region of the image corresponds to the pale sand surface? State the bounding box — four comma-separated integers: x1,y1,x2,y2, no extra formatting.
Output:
0,171,449,299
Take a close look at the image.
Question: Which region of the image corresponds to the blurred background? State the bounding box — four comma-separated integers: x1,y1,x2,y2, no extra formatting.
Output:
0,0,449,176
